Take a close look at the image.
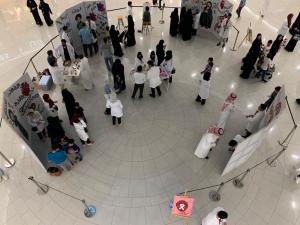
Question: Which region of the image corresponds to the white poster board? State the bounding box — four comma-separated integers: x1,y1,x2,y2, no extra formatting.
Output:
222,86,286,176
2,73,48,169
181,0,233,37
55,1,108,55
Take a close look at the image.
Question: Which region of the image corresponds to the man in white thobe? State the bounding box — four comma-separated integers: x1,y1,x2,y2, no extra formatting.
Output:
244,104,267,137
56,39,75,64
202,207,228,225
217,93,237,131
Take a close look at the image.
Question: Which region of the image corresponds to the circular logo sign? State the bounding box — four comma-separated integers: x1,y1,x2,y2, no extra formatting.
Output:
176,200,189,212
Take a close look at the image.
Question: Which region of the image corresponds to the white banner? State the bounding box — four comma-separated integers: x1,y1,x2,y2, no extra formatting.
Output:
222,86,286,176
2,73,48,169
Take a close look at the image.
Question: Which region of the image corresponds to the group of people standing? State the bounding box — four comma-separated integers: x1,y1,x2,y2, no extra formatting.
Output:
27,0,53,26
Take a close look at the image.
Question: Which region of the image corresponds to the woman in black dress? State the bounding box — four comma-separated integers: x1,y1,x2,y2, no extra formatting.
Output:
240,33,263,79
200,1,213,29
286,25,300,52
269,34,283,60
182,9,193,41
126,15,136,47
111,59,126,93
109,25,123,57
156,39,166,66
27,0,43,25
169,8,179,37
179,7,186,34
61,88,76,124
39,0,53,26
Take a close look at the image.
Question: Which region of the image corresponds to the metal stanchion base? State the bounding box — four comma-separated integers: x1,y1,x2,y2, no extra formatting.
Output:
4,158,15,168
230,48,237,51
84,205,96,217
159,20,164,24
209,191,221,201
37,184,49,195
267,158,277,167
233,179,244,188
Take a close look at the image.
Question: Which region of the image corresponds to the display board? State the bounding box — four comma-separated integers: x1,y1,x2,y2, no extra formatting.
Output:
2,73,48,169
55,1,108,55
222,86,286,176
181,0,233,37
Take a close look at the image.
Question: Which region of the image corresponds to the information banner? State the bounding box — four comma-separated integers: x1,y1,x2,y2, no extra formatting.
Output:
2,73,48,169
222,86,286,176
181,0,233,37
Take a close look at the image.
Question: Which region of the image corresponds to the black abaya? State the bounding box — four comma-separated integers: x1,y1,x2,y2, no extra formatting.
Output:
169,9,179,37
240,37,262,79
39,1,53,26
182,10,193,41
61,89,76,123
285,27,300,52
179,7,186,34
27,0,43,25
112,62,126,91
289,13,300,35
110,27,123,57
269,36,283,60
126,16,136,47
156,43,165,66
200,8,213,29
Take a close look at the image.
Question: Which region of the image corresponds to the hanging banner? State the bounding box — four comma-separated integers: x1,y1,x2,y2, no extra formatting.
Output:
55,1,108,55
2,73,48,169
181,0,233,37
222,86,286,176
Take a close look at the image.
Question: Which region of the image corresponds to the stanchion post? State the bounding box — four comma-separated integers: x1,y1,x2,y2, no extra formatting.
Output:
267,147,286,167
30,59,39,76
209,183,224,201
28,176,49,195
0,151,15,168
159,3,165,24
231,28,239,51
82,199,97,217
233,169,250,188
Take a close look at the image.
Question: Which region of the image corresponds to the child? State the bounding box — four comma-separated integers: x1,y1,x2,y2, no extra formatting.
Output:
260,53,272,82
0,168,8,182
66,139,82,162
104,81,112,115
72,114,94,145
74,102,87,123
201,57,214,76
195,72,211,105
107,93,123,125
263,40,273,56
48,144,72,171
228,134,245,152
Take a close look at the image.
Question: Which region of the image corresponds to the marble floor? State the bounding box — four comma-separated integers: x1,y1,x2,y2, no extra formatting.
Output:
1,0,300,225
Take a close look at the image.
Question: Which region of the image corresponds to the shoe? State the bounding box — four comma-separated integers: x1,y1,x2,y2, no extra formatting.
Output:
131,96,135,99
261,79,268,83
149,94,155,98
205,156,209,159
222,43,225,48
87,141,95,146
139,96,143,99
217,42,221,46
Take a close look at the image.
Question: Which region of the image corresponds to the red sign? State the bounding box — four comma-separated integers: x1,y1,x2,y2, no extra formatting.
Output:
171,196,194,218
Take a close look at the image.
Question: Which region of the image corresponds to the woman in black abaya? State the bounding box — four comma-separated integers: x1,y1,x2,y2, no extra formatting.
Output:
27,0,43,25
179,7,186,35
240,33,262,79
169,8,179,37
126,15,136,47
109,25,123,57
111,59,126,93
269,34,283,60
156,39,165,66
61,88,76,124
39,0,53,26
285,25,300,52
182,9,193,41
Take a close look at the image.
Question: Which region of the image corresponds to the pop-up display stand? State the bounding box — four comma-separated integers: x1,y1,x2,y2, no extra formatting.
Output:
181,0,233,38
55,1,109,55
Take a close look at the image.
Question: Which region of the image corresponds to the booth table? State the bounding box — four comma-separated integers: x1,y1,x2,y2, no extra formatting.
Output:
63,60,81,84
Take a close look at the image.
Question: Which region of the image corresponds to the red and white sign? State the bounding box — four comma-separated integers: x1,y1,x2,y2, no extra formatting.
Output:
171,196,194,218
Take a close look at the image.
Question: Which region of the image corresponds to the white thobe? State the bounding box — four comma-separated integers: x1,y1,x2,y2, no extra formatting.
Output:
202,207,227,225
79,57,93,90
198,79,210,99
246,111,265,133
73,119,89,141
147,66,162,88
49,66,65,85
217,103,234,130
194,132,218,158
61,31,71,44
278,21,289,37
56,43,75,62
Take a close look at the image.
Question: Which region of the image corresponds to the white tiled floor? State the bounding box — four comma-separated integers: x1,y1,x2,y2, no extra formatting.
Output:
1,0,300,225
